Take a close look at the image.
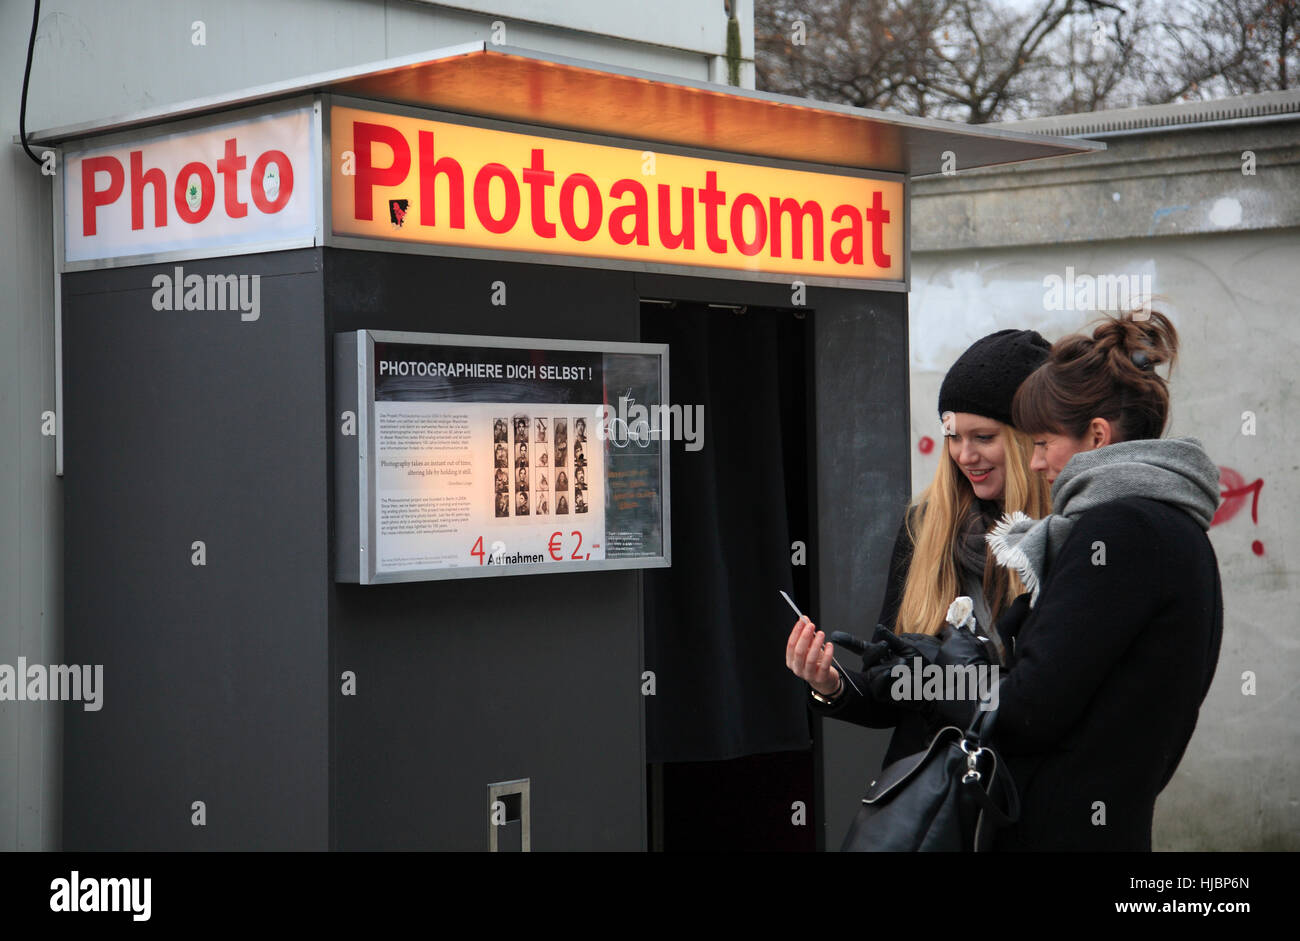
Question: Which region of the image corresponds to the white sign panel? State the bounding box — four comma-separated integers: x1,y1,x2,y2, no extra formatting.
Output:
64,105,318,266
374,401,609,574
344,330,670,583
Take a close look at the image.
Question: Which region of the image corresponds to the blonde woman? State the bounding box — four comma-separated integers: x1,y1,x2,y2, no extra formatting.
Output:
786,330,1052,767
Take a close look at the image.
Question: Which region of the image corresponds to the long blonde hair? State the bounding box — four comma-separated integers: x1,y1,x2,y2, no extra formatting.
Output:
894,423,1050,635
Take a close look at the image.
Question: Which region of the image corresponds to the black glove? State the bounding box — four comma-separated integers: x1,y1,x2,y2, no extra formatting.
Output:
862,625,941,709
934,623,993,669
931,624,997,727
875,624,944,663
863,623,995,726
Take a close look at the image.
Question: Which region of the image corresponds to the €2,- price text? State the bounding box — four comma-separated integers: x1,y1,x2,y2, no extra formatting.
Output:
470,532,598,563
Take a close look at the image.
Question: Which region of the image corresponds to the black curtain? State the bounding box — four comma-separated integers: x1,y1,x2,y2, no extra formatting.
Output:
642,302,812,763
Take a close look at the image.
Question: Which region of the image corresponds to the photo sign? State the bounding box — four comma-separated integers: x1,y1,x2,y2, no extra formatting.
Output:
64,104,318,267
330,103,905,286
340,330,670,583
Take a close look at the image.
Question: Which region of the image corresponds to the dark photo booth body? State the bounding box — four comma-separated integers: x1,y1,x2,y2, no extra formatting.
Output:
36,45,1097,850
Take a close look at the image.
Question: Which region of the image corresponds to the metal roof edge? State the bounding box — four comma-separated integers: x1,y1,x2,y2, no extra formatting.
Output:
18,42,1102,157
992,89,1300,139
481,45,1104,153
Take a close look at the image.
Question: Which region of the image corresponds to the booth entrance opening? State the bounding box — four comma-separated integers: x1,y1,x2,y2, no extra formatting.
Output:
640,299,818,851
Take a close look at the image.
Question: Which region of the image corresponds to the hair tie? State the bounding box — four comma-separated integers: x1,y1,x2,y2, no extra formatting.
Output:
1131,350,1154,371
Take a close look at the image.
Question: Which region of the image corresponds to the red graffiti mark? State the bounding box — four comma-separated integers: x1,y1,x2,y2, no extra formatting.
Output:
918,435,934,455
1213,467,1262,525
1213,465,1265,555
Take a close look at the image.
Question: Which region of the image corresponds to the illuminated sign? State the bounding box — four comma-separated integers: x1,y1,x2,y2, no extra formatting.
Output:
58,99,907,285
64,106,318,266
330,105,904,284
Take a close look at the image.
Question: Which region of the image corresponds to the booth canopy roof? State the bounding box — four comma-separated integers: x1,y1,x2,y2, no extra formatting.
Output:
25,42,1102,176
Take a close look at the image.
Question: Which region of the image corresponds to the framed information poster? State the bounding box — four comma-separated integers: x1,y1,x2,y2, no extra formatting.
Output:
335,330,671,583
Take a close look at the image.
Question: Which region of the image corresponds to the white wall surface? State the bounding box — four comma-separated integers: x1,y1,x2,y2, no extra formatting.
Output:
908,228,1300,849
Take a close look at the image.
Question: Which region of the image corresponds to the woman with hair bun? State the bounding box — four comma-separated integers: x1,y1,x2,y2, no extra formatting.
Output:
786,330,1053,767
977,309,1224,851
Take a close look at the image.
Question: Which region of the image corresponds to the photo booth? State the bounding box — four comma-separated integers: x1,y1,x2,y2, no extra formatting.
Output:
33,44,1097,849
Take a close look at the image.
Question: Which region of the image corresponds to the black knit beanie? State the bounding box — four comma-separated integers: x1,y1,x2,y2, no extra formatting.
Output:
937,329,1051,427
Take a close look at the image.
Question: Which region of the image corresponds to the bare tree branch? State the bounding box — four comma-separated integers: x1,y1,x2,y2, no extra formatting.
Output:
754,0,1300,123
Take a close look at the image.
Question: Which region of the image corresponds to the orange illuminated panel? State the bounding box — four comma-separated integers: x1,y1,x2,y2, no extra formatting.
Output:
331,105,904,284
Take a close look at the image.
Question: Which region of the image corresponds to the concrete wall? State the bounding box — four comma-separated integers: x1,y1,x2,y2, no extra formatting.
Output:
907,113,1300,849
0,4,60,855
1,0,752,851
21,0,753,138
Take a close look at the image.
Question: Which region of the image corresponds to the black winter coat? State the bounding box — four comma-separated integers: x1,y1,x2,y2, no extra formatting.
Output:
811,495,1223,852
991,495,1223,850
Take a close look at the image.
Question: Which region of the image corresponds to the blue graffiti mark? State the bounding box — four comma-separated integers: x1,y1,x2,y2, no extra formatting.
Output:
1149,205,1191,235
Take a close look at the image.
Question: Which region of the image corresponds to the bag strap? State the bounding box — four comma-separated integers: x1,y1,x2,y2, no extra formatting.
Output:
963,754,1020,828
964,673,1009,743
964,701,999,744
960,704,1021,831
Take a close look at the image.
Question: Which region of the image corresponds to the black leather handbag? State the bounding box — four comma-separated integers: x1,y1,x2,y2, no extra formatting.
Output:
839,706,1019,852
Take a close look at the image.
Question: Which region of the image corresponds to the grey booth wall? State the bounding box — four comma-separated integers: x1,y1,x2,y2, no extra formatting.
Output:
62,250,331,850
60,246,907,850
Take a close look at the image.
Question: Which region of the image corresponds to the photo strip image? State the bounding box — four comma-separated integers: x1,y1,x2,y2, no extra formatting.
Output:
491,411,602,520
512,411,530,517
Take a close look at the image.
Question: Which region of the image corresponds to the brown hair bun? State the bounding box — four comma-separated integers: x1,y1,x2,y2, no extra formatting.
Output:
1012,309,1179,442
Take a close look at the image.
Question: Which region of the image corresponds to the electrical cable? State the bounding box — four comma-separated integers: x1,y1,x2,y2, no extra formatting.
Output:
19,0,44,167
